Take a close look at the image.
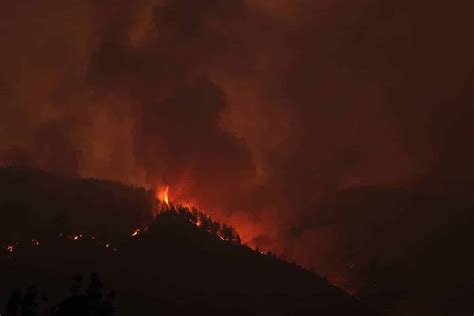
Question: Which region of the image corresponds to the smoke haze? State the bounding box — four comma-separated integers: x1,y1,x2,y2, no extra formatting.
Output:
0,0,472,287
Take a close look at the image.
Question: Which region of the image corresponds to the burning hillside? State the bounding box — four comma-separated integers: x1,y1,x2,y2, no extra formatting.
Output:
2,188,242,260
0,168,249,268
0,183,377,316
1,167,472,315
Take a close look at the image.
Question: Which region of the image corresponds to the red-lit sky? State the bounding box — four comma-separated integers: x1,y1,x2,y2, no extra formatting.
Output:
0,0,472,287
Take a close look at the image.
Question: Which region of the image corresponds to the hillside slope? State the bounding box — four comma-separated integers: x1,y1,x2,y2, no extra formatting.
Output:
0,166,154,241
298,186,473,315
0,209,375,315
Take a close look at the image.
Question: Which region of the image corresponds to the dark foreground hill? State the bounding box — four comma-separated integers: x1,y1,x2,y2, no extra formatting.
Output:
0,167,375,315
306,187,474,316
1,167,471,315
0,210,375,315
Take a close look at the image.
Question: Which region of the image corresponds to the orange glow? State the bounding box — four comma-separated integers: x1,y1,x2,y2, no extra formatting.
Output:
71,234,83,241
131,228,141,237
157,186,170,206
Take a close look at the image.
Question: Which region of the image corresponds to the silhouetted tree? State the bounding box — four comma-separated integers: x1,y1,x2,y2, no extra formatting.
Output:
209,218,220,235
220,224,241,244
6,288,22,316
100,291,115,316
55,273,114,316
231,229,241,244
39,292,49,316
86,272,103,314
21,286,38,316
220,224,233,241
55,275,88,316
199,213,210,231
177,205,188,219
190,207,199,223
71,275,83,296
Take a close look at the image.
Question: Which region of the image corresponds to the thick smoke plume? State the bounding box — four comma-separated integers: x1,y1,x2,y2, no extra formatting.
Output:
0,0,472,287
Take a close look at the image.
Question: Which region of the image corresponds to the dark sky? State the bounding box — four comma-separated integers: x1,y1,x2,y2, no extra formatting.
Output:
0,0,472,287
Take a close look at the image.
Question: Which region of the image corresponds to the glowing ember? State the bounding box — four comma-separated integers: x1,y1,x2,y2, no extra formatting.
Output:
131,228,141,237
157,186,170,206
70,234,84,241
7,244,14,253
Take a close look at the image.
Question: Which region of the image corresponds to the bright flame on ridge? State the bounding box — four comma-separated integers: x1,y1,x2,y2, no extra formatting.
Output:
158,186,170,206
131,228,141,237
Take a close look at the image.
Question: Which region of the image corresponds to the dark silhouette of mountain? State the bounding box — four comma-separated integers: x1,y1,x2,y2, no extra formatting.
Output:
295,186,474,316
0,167,375,315
357,218,473,316
2,167,471,315
0,211,374,315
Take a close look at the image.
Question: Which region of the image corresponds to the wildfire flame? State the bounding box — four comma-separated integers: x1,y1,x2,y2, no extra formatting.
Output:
157,186,170,206
72,234,83,241
2,205,265,272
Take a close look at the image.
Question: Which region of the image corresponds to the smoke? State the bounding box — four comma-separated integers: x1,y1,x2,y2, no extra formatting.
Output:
0,0,472,287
